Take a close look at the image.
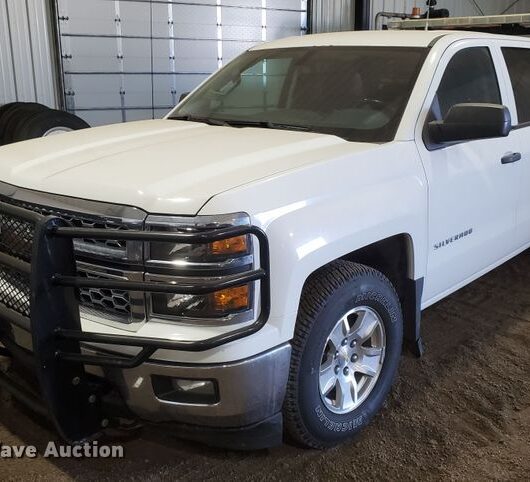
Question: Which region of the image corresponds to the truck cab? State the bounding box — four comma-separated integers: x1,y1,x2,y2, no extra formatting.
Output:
0,29,528,449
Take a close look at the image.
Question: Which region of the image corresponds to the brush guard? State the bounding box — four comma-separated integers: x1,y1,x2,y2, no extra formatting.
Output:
0,201,269,443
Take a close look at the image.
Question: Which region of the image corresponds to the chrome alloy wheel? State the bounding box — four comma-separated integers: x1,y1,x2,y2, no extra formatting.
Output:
319,306,386,414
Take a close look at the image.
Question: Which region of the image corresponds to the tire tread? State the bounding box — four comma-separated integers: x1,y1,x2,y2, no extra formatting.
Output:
283,259,398,449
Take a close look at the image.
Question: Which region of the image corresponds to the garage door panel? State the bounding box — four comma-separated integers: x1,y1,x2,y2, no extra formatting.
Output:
268,0,304,11
66,37,118,73
223,0,261,7
123,109,157,123
75,109,123,127
118,2,152,37
223,41,257,63
151,4,218,39
152,39,217,73
154,108,172,119
151,3,169,38
68,74,122,109
153,75,174,108
173,5,218,39
172,0,216,5
58,0,116,36
121,38,152,72
268,10,304,37
267,26,302,39
174,40,218,72
57,0,307,125
222,8,262,41
122,75,153,107
222,25,262,42
152,39,171,73
172,5,218,39
267,10,301,32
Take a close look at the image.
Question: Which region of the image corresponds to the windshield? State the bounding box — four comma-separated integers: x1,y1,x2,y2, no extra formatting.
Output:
170,46,427,143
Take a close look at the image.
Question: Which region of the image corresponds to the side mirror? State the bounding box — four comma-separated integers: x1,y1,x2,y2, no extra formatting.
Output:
179,92,190,103
428,103,512,144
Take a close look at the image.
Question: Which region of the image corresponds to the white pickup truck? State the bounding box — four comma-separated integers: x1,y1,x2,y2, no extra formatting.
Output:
0,29,529,450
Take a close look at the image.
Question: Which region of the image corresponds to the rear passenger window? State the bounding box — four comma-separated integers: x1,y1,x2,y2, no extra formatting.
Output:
503,48,530,124
430,47,501,121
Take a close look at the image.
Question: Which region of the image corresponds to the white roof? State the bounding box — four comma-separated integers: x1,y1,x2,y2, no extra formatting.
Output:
250,30,530,50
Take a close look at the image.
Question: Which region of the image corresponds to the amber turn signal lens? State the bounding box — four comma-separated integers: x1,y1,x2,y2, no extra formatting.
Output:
209,235,248,256
212,285,250,312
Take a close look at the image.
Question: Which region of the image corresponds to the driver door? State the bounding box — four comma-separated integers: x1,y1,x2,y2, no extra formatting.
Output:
417,42,520,303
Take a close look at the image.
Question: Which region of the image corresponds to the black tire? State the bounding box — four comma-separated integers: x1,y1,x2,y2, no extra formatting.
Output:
0,102,21,145
284,260,403,449
0,102,20,120
12,109,90,143
0,103,50,145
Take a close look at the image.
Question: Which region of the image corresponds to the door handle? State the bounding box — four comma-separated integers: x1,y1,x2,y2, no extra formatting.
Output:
501,152,522,164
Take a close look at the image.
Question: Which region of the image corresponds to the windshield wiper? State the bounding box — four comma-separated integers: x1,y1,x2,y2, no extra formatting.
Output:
222,119,312,132
170,115,229,127
269,122,312,132
171,115,313,133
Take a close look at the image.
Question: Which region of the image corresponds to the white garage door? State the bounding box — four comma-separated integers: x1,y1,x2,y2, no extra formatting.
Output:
56,0,308,126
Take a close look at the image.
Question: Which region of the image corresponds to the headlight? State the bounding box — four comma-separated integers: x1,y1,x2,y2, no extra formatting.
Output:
145,213,256,324
148,233,250,266
149,282,252,319
145,213,252,271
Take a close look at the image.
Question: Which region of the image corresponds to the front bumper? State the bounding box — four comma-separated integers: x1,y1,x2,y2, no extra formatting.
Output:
87,343,291,428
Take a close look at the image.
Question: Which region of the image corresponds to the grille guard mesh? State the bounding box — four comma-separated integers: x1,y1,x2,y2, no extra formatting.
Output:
0,265,31,317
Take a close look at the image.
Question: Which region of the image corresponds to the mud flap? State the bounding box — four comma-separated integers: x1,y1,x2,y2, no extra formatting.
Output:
403,277,425,358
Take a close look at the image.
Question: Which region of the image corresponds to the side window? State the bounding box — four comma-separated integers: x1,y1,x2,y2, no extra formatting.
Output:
502,47,530,124
430,47,501,121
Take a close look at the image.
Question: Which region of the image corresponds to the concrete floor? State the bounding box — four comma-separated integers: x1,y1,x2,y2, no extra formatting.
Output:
1,250,529,481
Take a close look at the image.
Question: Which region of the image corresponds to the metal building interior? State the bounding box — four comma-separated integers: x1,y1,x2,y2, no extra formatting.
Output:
2,0,530,126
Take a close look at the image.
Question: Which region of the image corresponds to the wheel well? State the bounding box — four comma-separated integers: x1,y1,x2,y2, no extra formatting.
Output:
301,234,423,355
340,234,423,355
340,234,413,303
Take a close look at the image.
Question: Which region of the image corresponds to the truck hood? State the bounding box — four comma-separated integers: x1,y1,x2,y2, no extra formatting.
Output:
0,119,378,214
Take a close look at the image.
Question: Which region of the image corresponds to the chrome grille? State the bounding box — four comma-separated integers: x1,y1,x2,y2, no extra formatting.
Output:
78,270,131,319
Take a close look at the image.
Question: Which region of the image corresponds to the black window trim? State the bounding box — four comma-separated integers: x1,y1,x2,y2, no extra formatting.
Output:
501,46,530,130
512,121,530,130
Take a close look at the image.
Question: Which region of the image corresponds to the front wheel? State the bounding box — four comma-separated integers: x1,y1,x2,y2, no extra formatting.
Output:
284,260,403,448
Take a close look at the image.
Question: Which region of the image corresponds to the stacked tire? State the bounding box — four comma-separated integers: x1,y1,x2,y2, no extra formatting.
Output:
0,102,90,146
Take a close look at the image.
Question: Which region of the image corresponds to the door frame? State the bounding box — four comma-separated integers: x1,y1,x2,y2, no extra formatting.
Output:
414,38,520,308
414,38,515,149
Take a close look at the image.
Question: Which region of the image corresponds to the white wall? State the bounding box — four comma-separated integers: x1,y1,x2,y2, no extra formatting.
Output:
371,0,530,28
0,0,58,107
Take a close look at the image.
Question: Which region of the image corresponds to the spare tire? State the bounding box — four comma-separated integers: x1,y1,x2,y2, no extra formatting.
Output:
0,102,20,120
0,102,50,145
11,109,90,143
0,102,21,145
